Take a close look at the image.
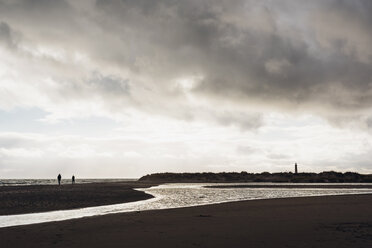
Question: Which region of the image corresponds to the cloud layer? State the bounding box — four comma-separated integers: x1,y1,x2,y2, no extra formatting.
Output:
0,0,372,176
0,0,371,124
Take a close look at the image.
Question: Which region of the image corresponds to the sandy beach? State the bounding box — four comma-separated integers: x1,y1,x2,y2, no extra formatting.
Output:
0,182,155,215
0,194,371,248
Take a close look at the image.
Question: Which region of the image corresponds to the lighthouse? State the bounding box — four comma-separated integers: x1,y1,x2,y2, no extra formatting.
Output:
295,163,298,174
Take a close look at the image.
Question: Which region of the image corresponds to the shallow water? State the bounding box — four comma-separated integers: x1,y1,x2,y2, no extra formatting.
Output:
1,183,372,228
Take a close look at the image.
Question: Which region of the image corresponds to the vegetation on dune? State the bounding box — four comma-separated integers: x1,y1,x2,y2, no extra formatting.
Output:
139,171,372,183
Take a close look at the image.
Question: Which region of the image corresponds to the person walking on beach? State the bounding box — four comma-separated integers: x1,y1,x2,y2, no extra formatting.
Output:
72,175,75,184
57,174,61,186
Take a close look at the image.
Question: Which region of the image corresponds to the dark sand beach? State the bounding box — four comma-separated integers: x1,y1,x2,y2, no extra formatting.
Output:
0,182,155,215
1,194,371,248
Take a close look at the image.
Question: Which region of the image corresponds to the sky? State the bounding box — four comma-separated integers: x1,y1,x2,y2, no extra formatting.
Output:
0,0,372,178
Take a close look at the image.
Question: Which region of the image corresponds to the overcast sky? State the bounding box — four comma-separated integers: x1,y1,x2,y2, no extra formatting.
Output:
1,0,372,178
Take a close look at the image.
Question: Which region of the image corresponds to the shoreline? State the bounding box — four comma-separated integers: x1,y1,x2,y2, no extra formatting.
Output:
1,181,372,216
1,191,371,229
1,194,371,247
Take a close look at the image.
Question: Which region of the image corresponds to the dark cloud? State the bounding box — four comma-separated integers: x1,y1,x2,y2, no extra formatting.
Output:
87,73,130,96
0,0,371,128
93,0,372,116
0,21,17,49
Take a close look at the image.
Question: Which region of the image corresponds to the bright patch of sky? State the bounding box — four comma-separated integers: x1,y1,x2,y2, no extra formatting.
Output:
1,107,371,178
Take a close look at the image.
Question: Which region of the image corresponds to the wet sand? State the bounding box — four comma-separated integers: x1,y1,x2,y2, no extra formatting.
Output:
0,194,371,248
206,184,372,189
0,182,156,215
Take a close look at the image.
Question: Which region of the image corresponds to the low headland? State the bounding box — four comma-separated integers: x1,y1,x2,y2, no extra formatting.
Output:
139,171,372,183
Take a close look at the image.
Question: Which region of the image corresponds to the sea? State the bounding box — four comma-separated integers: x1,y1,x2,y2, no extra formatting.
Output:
0,178,136,186
1,181,372,228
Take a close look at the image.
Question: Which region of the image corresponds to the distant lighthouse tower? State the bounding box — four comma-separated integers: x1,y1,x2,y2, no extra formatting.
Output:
295,163,298,174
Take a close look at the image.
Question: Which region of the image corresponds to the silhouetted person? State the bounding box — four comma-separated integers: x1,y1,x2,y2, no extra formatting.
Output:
72,175,75,184
57,174,61,186
295,163,298,174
